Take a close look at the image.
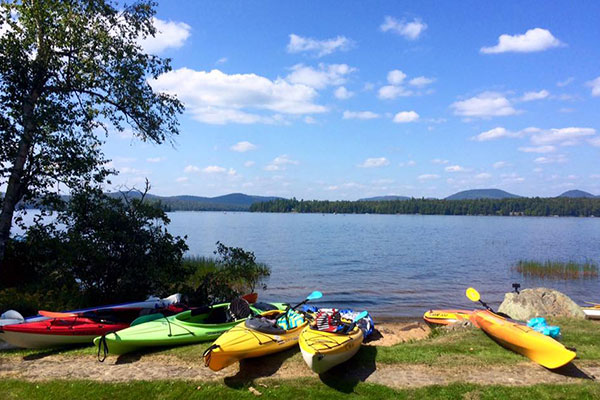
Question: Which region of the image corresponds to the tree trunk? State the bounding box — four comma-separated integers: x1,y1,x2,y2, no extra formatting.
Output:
0,103,35,268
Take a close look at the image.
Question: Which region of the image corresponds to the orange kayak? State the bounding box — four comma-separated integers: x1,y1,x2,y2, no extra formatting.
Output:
472,310,575,369
423,309,473,326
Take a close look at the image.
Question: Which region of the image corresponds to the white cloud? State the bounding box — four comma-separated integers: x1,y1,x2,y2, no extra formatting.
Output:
203,165,227,174
500,173,525,183
475,173,492,179
380,16,427,40
418,174,440,180
409,76,435,87
176,177,188,183
530,127,596,145
343,110,380,120
557,77,574,87
480,28,563,54
244,161,255,167
378,85,413,99
138,18,191,54
287,33,353,57
493,161,511,169
451,92,517,118
216,57,228,65
358,157,389,168
230,141,257,152
152,68,326,125
387,70,407,85
286,63,355,89
518,145,556,153
472,127,521,141
184,165,200,173
520,90,549,102
445,165,466,172
589,137,600,147
399,160,417,167
334,86,354,99
393,111,419,123
534,154,568,164
587,77,600,97
119,166,147,175
432,159,449,165
265,155,299,171
146,157,165,163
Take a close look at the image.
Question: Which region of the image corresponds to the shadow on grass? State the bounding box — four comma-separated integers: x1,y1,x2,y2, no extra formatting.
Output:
21,344,89,361
553,362,596,380
223,346,299,388
319,345,377,394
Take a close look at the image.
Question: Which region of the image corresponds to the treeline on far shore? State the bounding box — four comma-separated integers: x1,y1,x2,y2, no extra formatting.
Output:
249,197,600,217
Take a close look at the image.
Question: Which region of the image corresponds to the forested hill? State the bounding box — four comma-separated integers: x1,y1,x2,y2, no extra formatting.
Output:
249,197,600,217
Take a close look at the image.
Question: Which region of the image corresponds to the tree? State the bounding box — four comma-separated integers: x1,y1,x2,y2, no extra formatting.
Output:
0,0,183,268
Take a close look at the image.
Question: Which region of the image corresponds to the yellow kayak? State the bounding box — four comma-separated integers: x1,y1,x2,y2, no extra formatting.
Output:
203,310,306,371
423,309,473,326
472,310,576,369
299,325,363,373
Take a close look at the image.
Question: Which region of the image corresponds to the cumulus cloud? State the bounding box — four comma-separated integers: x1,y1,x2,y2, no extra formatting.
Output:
203,165,227,174
230,141,257,152
451,92,517,118
418,174,440,180
151,68,326,124
471,127,529,141
409,76,435,87
530,127,596,145
146,157,165,163
184,165,200,173
334,86,354,99
534,154,567,164
387,70,407,85
587,77,600,97
378,85,413,99
343,110,380,120
393,111,419,123
493,161,511,169
286,63,355,89
138,18,191,54
358,157,389,168
475,173,492,179
264,155,299,171
380,16,427,40
445,165,467,172
520,90,550,102
518,145,556,153
480,28,563,54
557,77,574,87
244,161,255,167
287,33,353,57
589,137,600,147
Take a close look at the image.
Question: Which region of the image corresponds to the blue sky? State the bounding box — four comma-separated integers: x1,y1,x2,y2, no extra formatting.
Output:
103,1,600,199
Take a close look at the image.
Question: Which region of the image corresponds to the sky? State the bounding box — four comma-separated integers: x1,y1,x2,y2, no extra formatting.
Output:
102,0,600,200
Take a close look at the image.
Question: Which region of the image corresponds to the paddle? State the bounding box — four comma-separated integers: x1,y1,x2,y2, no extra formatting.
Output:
38,310,78,318
346,310,369,332
277,291,323,325
465,287,494,312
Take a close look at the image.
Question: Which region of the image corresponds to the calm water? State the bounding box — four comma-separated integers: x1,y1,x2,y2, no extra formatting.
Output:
165,212,600,318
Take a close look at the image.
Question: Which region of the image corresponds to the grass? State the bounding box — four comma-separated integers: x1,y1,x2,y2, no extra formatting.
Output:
513,260,599,279
2,379,600,399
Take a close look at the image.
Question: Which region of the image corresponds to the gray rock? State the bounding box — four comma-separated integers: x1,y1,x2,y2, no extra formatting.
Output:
498,288,585,320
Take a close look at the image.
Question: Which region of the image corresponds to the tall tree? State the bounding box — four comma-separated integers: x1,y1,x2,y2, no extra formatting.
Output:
0,0,183,267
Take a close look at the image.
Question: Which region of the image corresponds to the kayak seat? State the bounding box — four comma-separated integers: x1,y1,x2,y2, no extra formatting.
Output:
190,306,211,317
245,317,286,334
203,307,229,324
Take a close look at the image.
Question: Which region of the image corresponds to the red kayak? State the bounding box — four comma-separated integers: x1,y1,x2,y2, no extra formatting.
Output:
0,307,182,348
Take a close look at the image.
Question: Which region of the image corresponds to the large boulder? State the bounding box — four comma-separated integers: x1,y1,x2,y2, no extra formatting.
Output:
498,288,585,320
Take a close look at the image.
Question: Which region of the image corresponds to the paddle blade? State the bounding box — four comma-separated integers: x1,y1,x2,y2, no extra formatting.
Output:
306,291,323,301
38,310,77,318
466,288,480,302
353,310,369,322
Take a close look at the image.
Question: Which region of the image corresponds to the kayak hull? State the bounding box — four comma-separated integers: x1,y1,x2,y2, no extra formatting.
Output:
299,326,363,374
423,309,473,326
204,310,306,372
582,308,600,320
472,310,576,369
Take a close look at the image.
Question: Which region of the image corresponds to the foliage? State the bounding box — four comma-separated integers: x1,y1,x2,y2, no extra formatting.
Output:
0,185,188,308
513,260,599,280
0,0,183,265
250,197,600,217
181,243,271,305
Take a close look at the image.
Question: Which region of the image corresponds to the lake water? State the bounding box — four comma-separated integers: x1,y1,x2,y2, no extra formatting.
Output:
165,212,600,318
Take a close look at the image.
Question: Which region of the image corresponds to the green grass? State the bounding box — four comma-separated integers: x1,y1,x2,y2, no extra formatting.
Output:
513,260,599,279
2,379,600,399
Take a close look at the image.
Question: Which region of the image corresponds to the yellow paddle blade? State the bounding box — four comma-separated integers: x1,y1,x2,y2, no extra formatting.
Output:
466,287,480,302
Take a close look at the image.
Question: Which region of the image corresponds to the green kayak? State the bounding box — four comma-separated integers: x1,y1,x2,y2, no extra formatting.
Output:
93,301,287,357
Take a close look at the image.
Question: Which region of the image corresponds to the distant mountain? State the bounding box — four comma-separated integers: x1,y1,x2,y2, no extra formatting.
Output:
358,195,410,201
445,189,521,200
558,190,596,198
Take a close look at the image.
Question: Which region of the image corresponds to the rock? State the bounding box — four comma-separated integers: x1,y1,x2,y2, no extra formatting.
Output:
498,288,585,320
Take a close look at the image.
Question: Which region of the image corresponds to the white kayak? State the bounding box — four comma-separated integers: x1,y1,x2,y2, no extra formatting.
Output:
582,307,600,320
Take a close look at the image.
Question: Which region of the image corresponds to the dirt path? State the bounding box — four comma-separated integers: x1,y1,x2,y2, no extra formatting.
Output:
1,354,598,387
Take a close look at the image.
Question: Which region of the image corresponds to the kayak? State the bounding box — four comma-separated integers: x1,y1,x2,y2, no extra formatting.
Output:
0,308,139,348
582,307,600,320
423,309,473,326
299,325,363,373
0,293,182,328
472,310,576,369
203,309,307,371
93,301,287,356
